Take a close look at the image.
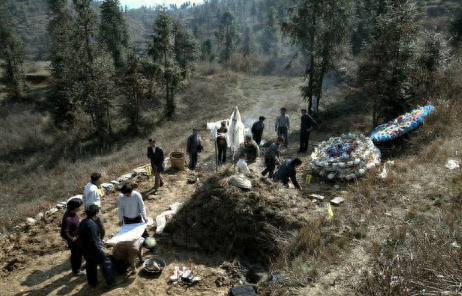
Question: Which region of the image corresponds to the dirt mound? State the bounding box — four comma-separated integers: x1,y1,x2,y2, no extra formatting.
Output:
0,213,65,277
164,174,314,262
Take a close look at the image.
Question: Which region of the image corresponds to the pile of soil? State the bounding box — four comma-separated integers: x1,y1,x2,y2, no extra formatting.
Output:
164,175,314,262
0,213,65,277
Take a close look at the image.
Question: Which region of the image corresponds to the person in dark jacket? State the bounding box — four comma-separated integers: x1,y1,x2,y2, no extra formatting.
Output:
78,205,121,289
60,198,84,276
147,138,165,194
273,158,303,190
299,109,316,153
243,135,260,163
261,137,284,178
251,116,265,145
186,128,202,170
216,122,228,165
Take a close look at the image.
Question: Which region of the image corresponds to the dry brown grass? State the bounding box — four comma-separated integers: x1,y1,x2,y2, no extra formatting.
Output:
353,86,462,295
0,72,256,230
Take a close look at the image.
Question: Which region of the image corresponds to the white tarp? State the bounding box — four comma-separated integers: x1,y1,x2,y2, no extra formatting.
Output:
228,175,252,189
107,217,153,246
206,106,245,152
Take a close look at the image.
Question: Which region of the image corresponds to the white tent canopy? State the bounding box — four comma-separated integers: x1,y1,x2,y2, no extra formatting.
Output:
206,106,245,152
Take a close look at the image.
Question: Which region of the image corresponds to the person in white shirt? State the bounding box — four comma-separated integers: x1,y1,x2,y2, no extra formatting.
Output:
275,107,290,148
82,172,105,239
118,184,147,227
236,153,250,175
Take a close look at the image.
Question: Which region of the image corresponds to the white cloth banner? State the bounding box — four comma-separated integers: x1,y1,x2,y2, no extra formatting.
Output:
206,106,245,152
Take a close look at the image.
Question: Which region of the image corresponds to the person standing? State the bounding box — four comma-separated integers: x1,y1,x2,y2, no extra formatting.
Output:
60,198,84,276
82,173,105,240
216,121,228,165
275,108,290,147
261,137,284,178
147,138,165,195
299,109,316,153
186,128,202,170
273,158,303,190
251,116,265,146
118,184,147,226
78,205,121,289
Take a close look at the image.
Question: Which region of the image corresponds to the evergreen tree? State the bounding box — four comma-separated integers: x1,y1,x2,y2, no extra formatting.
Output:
450,9,462,45
351,0,388,56
100,0,130,69
119,49,149,133
201,39,214,62
148,10,181,118
284,0,354,114
241,26,254,57
359,0,419,127
73,0,115,145
261,7,279,56
0,1,26,100
251,0,257,23
215,10,240,63
47,0,77,126
174,21,198,79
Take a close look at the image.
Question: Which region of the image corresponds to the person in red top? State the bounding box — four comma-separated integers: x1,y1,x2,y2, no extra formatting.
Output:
61,198,84,276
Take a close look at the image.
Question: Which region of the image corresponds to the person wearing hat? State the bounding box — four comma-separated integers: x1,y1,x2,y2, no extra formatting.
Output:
275,108,290,148
243,135,260,163
186,128,202,170
147,138,165,194
78,205,122,288
299,109,316,153
251,116,265,146
216,121,228,165
273,158,303,190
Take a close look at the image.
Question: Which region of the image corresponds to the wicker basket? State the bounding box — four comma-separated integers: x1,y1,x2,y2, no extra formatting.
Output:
170,152,186,171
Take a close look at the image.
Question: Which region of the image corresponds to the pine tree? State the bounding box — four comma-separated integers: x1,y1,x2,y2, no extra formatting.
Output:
241,26,254,57
73,0,115,145
201,39,214,61
359,0,419,127
215,10,240,63
100,0,130,69
251,0,257,23
261,7,279,56
450,9,462,45
174,21,198,80
47,0,77,126
284,0,354,114
148,10,181,118
119,49,149,134
0,1,26,100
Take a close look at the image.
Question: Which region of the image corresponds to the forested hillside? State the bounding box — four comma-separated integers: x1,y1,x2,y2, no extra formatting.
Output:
1,0,462,295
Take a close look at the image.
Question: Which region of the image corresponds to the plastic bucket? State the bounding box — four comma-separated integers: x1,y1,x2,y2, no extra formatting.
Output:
170,152,186,171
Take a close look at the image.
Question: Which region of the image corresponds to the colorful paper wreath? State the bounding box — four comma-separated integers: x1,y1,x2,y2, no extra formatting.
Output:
370,105,435,143
309,133,381,180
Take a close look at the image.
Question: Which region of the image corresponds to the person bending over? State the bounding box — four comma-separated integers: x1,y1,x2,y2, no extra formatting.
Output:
273,158,303,190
